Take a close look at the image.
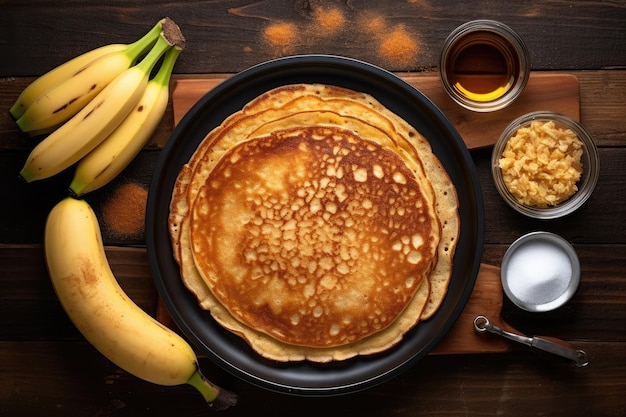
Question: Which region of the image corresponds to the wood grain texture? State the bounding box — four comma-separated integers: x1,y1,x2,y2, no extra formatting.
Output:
4,243,622,344
3,71,625,152
2,146,624,246
0,244,157,341
0,340,624,417
1,1,625,75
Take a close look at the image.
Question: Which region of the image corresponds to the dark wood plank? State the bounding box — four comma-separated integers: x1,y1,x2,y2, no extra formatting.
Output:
3,71,625,152
0,150,157,245
2,244,624,343
483,243,626,341
1,145,624,245
0,244,157,340
1,1,625,76
0,340,623,417
577,72,626,146
473,146,626,245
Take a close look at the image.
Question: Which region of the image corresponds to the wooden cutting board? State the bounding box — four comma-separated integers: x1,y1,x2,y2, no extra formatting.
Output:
171,72,580,150
431,263,518,354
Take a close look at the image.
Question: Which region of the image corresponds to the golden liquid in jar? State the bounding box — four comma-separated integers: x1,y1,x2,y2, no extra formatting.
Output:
445,32,520,102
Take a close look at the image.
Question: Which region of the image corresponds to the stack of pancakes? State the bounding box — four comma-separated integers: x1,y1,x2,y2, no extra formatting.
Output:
168,84,459,362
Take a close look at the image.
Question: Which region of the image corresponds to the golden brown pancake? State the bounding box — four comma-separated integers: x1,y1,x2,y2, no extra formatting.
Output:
168,83,460,361
189,126,438,348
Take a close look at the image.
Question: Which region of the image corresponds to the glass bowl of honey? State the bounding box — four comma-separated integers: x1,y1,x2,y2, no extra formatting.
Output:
491,111,600,219
439,20,530,112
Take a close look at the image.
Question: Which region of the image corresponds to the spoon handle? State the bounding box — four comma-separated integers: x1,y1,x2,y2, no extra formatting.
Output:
473,315,589,367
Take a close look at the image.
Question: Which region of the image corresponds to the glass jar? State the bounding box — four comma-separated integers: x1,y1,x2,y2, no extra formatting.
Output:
439,20,530,112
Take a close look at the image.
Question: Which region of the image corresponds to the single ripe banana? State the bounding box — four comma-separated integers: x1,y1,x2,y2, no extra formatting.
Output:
19,21,183,183
44,197,237,409
9,43,127,121
70,46,182,196
14,20,165,134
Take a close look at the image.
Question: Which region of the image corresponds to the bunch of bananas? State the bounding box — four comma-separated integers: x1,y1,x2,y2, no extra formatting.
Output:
14,17,183,196
13,19,238,409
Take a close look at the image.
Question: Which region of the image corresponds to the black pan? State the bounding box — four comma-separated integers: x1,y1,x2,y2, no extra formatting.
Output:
146,55,484,396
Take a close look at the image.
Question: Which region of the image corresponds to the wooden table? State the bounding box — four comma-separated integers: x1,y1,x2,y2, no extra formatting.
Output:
1,2,625,416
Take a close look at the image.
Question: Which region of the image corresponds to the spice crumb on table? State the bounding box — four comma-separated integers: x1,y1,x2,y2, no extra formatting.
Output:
377,24,420,68
313,6,346,36
263,22,298,51
101,182,148,237
261,7,420,67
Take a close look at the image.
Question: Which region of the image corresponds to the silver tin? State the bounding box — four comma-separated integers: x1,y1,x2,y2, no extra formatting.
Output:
501,231,580,312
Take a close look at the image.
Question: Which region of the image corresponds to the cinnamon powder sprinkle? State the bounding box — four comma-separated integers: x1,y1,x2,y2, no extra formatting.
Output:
262,9,421,69
102,183,148,237
313,7,346,35
359,12,386,34
378,25,420,68
263,22,298,47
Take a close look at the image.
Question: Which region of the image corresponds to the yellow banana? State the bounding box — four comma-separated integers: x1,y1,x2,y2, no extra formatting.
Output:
19,24,181,183
44,197,237,409
14,19,165,134
9,43,127,120
70,46,182,196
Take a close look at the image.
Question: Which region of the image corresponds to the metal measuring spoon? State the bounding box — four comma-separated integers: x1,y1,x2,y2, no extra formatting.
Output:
473,315,589,367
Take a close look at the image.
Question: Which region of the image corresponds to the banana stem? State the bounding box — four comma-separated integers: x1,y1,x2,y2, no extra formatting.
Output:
134,35,172,76
122,19,165,63
134,17,185,76
151,46,182,87
134,16,185,75
187,369,219,402
186,369,238,410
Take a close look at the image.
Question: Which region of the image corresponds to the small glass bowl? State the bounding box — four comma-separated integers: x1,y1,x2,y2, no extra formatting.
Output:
491,111,600,219
439,20,530,112
501,231,580,312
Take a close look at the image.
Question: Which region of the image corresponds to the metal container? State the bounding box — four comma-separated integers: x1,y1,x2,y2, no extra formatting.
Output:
501,231,580,312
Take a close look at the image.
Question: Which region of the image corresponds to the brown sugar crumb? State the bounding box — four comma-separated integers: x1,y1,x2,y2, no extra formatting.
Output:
263,22,298,48
102,183,148,237
378,25,420,68
313,7,346,35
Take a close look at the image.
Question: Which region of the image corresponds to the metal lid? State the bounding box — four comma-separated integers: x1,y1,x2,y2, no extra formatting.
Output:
501,231,580,312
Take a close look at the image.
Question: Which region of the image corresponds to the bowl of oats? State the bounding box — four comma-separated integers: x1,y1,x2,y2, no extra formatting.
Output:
492,111,599,219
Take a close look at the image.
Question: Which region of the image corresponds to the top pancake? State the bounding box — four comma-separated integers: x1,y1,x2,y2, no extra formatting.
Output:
189,125,438,348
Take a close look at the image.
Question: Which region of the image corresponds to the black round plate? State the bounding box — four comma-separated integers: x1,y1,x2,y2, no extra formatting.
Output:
146,55,484,396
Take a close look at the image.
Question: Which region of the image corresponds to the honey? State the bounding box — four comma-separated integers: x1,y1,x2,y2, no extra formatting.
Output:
445,33,519,102
440,20,530,112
